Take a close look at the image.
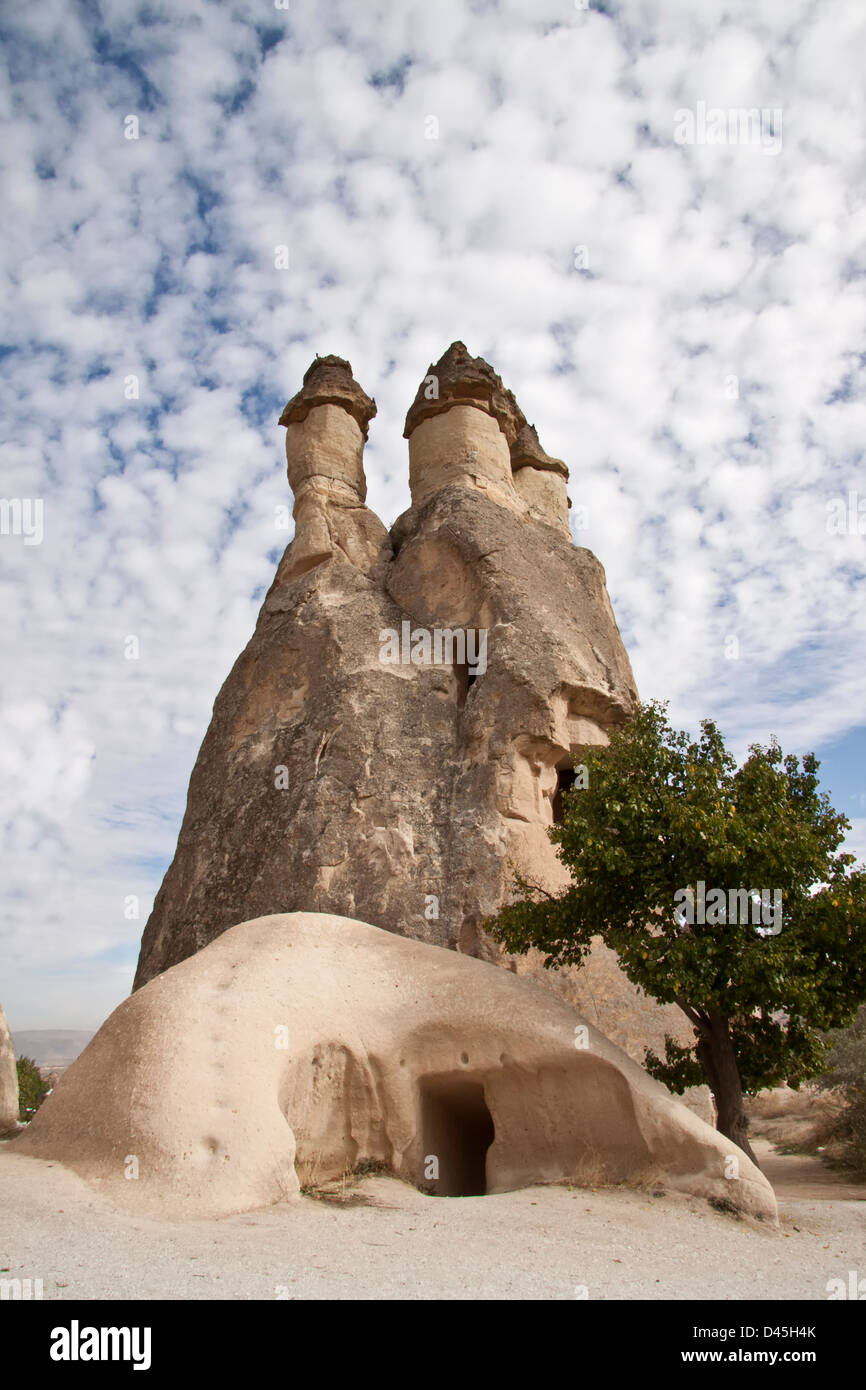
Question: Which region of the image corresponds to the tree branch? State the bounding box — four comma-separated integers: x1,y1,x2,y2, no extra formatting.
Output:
513,873,555,901
675,996,704,1030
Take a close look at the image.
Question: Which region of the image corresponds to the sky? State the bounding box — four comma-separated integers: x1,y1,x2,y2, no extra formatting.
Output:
1,0,864,1029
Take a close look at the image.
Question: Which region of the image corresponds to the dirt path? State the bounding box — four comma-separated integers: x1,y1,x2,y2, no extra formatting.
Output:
752,1138,866,1203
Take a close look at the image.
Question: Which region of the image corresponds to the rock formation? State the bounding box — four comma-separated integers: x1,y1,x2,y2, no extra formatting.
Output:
132,343,698,1078
15,913,776,1221
0,1002,19,1134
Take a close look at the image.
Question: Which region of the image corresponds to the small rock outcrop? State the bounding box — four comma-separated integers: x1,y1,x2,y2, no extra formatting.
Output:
510,423,571,536
0,1002,19,1134
16,914,777,1221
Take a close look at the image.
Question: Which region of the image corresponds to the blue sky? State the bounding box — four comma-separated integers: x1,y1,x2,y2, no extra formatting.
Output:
1,0,864,1028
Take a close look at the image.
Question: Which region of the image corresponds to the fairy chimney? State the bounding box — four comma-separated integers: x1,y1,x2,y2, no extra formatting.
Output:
132,343,702,1088
277,355,385,580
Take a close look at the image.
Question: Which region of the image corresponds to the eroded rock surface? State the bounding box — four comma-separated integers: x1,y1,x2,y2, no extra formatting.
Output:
17,914,777,1221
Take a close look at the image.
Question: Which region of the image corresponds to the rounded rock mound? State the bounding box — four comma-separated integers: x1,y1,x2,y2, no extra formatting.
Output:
13,913,777,1221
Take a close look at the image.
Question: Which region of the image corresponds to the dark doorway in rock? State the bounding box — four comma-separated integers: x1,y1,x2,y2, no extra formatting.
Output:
454,662,477,708
419,1076,495,1196
552,765,577,824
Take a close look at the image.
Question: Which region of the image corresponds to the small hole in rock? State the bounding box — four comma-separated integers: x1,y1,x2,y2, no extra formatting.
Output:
552,766,577,825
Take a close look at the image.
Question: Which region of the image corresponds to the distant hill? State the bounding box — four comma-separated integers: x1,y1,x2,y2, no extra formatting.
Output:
11,1030,94,1069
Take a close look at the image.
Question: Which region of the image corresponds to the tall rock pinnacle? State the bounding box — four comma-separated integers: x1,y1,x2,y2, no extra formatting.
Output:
132,344,696,1082
276,355,385,581
403,343,570,531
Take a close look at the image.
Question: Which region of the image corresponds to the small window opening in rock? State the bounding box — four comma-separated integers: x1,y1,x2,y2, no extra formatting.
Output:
454,662,477,708
419,1077,495,1196
552,766,577,825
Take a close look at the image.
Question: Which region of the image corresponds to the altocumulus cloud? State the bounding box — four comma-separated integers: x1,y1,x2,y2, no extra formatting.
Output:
1,0,864,1026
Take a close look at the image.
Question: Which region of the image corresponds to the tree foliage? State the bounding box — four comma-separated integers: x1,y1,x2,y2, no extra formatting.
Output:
487,701,866,1150
16,1055,49,1123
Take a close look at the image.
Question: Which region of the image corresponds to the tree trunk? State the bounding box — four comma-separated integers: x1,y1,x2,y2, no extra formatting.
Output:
696,1012,758,1167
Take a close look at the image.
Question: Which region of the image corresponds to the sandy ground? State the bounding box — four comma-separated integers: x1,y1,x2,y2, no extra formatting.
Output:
1,1140,864,1301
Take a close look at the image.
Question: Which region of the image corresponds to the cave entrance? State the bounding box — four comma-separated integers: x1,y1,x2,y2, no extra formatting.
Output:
419,1076,495,1196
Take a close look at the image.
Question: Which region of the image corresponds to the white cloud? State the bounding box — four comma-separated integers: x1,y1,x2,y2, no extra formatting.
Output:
1,0,864,1027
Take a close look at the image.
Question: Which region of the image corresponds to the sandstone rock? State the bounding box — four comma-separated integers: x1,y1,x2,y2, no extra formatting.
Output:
278,359,387,584
407,404,524,515
133,344,702,1098
133,481,637,983
0,1002,19,1134
510,423,571,536
17,914,777,1221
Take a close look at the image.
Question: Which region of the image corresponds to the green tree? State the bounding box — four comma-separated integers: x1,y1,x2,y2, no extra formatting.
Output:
486,701,866,1164
16,1056,49,1122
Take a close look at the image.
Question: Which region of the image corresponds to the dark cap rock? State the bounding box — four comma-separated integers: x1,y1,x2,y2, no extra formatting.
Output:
403,341,527,446
510,423,569,479
279,355,377,439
